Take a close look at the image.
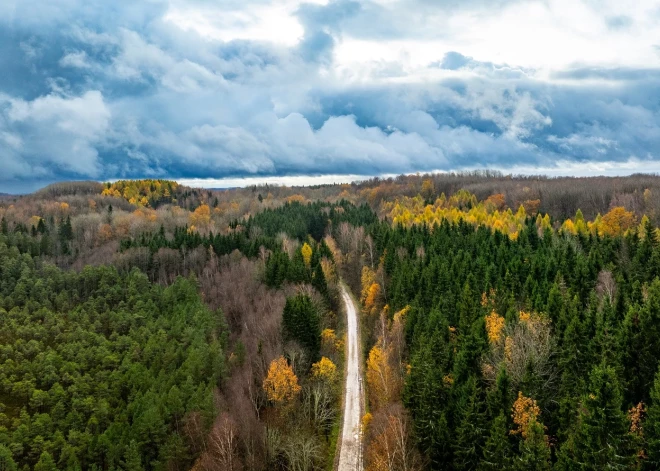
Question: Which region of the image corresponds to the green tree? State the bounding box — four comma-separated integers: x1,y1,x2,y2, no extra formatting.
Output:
478,413,512,471
282,294,321,360
311,262,328,299
620,280,660,405
453,376,486,470
34,452,57,471
556,362,632,470
0,445,17,471
516,419,551,471
645,367,660,469
124,440,144,471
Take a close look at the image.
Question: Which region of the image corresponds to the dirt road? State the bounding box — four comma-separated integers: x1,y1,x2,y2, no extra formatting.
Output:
337,284,364,471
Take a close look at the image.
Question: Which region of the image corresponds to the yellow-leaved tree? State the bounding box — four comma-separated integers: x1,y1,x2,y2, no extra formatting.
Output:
366,345,397,410
190,204,211,230
301,242,313,267
263,356,301,407
485,310,505,344
599,206,637,236
311,357,338,385
511,391,541,438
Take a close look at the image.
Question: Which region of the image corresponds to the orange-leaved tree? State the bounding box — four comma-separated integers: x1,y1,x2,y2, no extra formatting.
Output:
599,206,637,236
485,310,505,345
263,356,301,407
511,391,541,438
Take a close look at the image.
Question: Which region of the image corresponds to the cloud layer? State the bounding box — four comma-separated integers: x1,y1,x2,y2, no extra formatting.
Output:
1,0,660,191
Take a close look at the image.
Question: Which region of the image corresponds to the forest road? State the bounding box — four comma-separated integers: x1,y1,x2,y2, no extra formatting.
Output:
337,284,364,471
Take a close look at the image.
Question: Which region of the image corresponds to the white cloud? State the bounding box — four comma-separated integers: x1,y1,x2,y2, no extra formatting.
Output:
59,50,92,69
1,91,110,177
163,1,328,47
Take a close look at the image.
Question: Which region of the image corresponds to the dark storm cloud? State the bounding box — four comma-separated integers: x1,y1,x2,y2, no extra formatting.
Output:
0,0,659,192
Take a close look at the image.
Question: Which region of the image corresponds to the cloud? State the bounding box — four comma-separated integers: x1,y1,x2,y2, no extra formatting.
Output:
0,90,110,179
0,0,659,192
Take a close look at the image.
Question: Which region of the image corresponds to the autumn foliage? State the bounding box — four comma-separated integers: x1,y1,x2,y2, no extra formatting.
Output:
301,242,313,267
511,392,542,438
101,179,179,207
311,357,338,384
263,356,301,406
485,310,505,344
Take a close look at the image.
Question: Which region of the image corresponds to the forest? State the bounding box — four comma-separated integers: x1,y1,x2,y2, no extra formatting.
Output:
3,174,660,470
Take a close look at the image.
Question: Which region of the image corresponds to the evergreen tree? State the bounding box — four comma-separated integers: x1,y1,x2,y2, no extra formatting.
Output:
282,294,321,360
620,279,660,404
453,376,487,470
311,262,328,299
645,367,660,469
0,445,17,471
58,216,73,255
516,419,551,471
487,366,512,419
478,413,513,471
36,217,46,234
557,311,587,434
34,452,57,471
556,362,632,470
124,440,144,471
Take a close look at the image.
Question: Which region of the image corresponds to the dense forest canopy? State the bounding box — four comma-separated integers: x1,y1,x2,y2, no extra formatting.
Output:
4,174,660,470
0,242,223,470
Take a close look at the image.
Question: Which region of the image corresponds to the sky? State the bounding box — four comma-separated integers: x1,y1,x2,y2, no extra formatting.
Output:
1,0,660,193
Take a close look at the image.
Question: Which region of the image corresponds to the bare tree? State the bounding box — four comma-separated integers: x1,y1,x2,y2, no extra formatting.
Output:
366,404,423,471
282,433,322,471
302,382,337,434
596,269,617,305
482,312,556,398
207,413,241,471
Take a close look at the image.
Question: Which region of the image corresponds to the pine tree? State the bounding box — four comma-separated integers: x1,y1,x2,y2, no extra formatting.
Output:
453,376,487,470
0,445,17,471
282,294,321,360
58,216,73,255
34,452,57,471
312,262,328,298
556,362,633,470
478,413,513,471
124,440,144,471
487,367,512,419
516,419,551,471
557,312,587,435
645,367,660,469
458,279,477,333
36,217,46,234
620,279,660,405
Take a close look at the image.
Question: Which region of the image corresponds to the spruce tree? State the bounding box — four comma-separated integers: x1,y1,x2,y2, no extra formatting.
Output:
453,376,487,470
282,294,321,360
487,366,512,419
645,367,660,469
312,262,328,298
478,413,513,471
620,279,660,404
556,362,632,470
516,419,551,471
